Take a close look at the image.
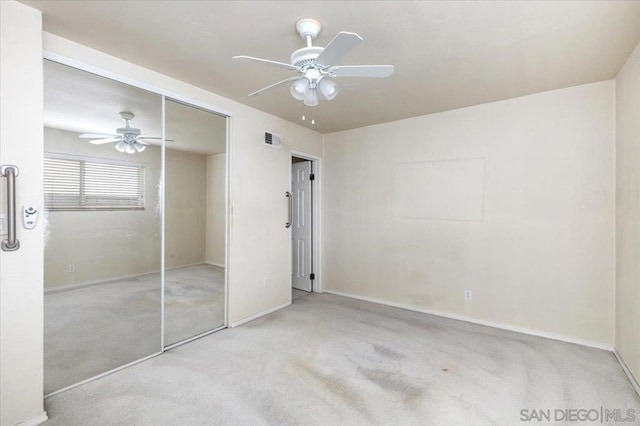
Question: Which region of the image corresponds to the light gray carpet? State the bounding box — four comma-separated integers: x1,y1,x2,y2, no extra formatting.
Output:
45,264,224,394
292,288,311,300
164,264,225,346
44,293,639,425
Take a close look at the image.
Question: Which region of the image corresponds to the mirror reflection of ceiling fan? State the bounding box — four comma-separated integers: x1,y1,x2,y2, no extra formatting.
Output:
79,112,172,154
233,18,394,106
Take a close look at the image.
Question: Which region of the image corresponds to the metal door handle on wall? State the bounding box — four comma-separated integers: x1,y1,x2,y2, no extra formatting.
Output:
285,191,292,228
1,165,20,251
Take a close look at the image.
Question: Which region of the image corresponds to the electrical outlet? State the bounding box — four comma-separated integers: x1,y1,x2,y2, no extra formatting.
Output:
464,290,472,301
68,264,75,273
263,278,269,288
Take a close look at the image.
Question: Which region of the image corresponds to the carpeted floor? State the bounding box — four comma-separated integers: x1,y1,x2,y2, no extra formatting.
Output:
45,264,224,394
292,288,311,300
44,293,640,425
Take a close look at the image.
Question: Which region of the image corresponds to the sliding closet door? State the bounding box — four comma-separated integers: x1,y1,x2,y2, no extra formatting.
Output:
43,60,163,394
163,99,226,347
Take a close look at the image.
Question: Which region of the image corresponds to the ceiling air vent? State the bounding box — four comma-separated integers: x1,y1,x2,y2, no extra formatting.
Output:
264,131,281,149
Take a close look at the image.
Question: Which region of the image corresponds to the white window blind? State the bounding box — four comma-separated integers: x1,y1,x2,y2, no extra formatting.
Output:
44,155,145,211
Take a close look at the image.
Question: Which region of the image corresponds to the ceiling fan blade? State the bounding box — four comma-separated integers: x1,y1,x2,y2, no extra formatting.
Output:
79,133,118,139
316,32,363,66
138,137,175,142
232,56,299,71
328,65,394,78
89,138,121,145
248,76,301,97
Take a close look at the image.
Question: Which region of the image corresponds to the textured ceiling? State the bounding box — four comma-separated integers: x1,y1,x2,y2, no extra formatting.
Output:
25,0,640,134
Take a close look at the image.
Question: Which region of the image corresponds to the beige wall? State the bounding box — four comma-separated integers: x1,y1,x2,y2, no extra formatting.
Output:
0,2,46,425
165,148,207,268
43,127,162,289
41,32,324,325
323,81,616,347
206,153,226,266
615,40,640,383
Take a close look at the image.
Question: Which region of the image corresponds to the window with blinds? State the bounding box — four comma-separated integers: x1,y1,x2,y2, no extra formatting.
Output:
44,155,145,211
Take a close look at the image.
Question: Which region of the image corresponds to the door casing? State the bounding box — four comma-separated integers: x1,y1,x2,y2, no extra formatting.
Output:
289,150,323,295
291,160,313,291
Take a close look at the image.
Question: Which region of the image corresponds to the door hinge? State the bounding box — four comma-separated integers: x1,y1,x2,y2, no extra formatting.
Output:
310,174,315,181
310,273,315,280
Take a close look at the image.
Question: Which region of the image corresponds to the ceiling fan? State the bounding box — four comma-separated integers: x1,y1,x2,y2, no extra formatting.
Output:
79,112,171,154
232,18,394,106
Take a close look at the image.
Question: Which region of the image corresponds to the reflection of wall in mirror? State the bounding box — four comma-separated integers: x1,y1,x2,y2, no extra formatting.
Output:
164,148,207,268
206,153,225,267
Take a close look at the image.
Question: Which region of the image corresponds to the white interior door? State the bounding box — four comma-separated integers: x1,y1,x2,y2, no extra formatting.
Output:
292,161,312,292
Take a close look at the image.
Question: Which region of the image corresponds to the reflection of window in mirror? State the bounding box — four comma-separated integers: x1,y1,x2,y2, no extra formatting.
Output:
44,155,145,211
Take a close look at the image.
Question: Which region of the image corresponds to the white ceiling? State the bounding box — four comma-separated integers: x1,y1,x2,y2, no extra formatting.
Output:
44,60,226,155
27,0,640,134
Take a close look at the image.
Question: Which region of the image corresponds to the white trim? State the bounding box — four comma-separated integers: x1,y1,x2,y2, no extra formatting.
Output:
163,325,226,351
165,262,212,271
323,290,614,352
160,94,166,351
204,261,225,269
16,412,48,426
44,351,163,398
44,271,156,295
43,51,232,118
614,349,640,397
224,116,231,328
230,302,290,328
43,262,211,295
290,150,323,294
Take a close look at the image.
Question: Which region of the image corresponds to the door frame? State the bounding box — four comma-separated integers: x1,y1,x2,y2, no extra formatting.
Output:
290,150,323,293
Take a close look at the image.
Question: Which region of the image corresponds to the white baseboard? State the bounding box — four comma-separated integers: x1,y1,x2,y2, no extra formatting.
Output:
16,411,48,426
614,349,640,397
45,270,160,294
204,261,225,269
166,261,212,271
322,290,613,352
44,262,216,294
230,302,291,328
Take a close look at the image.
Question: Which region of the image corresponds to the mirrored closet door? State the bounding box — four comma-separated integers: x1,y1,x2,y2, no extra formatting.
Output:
43,60,227,395
43,60,163,394
163,99,227,347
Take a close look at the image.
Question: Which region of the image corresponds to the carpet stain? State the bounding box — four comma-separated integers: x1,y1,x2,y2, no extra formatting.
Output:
373,344,404,360
359,367,425,406
254,394,297,426
292,357,372,421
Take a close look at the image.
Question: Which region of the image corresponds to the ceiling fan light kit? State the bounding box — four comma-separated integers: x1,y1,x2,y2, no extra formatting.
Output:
232,18,394,107
115,140,146,154
290,77,309,100
318,77,339,100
